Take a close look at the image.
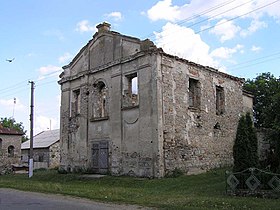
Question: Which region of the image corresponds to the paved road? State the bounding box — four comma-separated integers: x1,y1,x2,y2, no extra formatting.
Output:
0,188,150,210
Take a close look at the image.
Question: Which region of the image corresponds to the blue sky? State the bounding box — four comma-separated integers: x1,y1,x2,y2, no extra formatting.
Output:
1,0,280,135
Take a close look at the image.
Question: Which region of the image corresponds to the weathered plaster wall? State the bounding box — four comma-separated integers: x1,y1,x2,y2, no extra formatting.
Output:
59,28,161,177
86,54,160,177
160,55,244,174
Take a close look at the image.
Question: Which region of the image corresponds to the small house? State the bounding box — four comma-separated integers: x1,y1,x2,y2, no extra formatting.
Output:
0,125,23,174
21,129,60,169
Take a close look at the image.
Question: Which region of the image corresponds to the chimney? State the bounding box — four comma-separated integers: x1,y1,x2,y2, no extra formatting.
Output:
96,22,111,33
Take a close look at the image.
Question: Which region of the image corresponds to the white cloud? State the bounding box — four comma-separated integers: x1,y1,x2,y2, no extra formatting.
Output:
147,0,181,22
210,44,244,59
146,0,279,22
146,0,253,22
75,20,96,33
0,98,25,110
251,45,262,52
257,0,280,20
56,94,61,108
38,65,62,75
146,0,280,39
240,19,267,37
37,65,62,81
105,12,123,21
210,19,241,42
154,22,217,67
59,53,73,64
34,115,58,134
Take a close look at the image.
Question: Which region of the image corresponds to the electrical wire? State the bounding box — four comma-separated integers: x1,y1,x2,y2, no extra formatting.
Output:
0,69,61,97
1,0,280,96
195,0,280,35
149,0,279,43
149,0,255,41
144,0,239,39
227,54,280,71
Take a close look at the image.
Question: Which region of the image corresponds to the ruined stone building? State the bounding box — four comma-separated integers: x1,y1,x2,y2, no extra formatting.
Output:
59,22,253,177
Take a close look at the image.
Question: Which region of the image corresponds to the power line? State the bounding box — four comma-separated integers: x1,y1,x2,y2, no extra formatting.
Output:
0,86,30,98
0,69,61,97
36,80,58,87
228,51,280,68
149,0,255,41
144,0,239,39
227,54,280,71
0,80,29,94
149,0,279,44
195,0,280,35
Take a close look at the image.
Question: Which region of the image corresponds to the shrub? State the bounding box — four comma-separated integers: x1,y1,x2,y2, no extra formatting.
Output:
233,112,259,172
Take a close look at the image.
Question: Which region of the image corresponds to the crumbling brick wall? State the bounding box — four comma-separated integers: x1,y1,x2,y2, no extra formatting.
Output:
160,55,244,174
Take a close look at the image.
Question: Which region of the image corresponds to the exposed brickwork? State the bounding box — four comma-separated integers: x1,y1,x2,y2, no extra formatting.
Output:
161,56,244,174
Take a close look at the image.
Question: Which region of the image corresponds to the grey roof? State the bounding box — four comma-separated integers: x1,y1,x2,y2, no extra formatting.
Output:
21,129,60,149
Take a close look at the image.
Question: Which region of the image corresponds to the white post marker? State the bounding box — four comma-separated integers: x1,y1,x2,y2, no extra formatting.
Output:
28,158,33,178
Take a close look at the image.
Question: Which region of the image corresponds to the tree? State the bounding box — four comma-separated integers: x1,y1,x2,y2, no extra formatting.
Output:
243,72,280,171
243,72,280,128
245,113,259,168
233,113,259,172
0,117,28,142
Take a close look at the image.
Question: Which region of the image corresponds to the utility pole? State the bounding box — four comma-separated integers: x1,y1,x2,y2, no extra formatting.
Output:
12,97,16,119
28,81,35,178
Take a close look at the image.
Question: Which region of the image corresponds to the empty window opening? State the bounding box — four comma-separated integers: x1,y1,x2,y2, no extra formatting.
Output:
72,89,81,116
38,154,44,162
92,81,108,118
0,138,2,150
8,145,15,157
188,78,200,108
216,86,225,115
123,73,138,107
131,77,138,94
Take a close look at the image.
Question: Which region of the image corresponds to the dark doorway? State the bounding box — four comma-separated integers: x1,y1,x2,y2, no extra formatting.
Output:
92,141,108,174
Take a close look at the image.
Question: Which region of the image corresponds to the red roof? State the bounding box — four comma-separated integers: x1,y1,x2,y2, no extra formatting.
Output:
0,125,24,135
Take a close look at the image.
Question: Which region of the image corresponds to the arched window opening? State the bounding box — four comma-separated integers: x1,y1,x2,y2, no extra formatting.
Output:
8,145,15,157
92,81,108,119
71,89,81,117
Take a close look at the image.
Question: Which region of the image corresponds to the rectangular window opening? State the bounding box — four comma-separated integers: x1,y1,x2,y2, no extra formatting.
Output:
123,73,138,107
92,82,108,120
216,86,225,115
38,154,44,162
188,78,200,109
72,89,81,116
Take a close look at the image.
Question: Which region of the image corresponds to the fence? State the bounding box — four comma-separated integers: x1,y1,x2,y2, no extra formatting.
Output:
226,168,280,198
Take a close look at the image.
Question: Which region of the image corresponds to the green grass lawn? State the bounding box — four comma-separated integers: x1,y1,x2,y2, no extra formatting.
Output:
0,168,279,210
